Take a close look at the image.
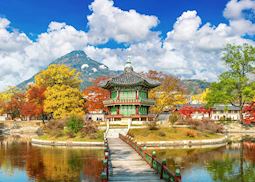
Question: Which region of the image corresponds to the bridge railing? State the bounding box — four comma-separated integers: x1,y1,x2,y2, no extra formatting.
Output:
119,134,181,182
100,138,109,182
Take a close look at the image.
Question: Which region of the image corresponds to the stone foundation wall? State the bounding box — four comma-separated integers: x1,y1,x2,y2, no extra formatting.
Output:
31,138,104,147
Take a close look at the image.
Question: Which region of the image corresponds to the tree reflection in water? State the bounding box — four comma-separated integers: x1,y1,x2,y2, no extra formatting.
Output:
0,136,103,182
151,140,255,182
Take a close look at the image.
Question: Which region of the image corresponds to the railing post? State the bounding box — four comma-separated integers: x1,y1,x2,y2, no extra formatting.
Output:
151,151,156,168
160,159,166,179
175,167,181,182
100,171,107,182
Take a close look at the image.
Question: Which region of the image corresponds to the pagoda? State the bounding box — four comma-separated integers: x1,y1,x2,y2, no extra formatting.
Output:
100,60,160,123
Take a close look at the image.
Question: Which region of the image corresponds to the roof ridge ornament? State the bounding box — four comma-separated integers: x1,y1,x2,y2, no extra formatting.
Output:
124,56,133,73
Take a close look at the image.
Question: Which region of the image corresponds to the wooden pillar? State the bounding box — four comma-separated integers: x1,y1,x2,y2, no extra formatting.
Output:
117,106,120,115
136,106,139,115
136,90,139,100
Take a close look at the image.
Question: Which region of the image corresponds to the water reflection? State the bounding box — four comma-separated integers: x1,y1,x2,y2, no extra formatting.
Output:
0,136,103,182
151,140,255,182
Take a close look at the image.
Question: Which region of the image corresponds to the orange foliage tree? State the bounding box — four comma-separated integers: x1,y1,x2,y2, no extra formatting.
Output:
83,77,110,112
21,85,46,120
5,92,25,119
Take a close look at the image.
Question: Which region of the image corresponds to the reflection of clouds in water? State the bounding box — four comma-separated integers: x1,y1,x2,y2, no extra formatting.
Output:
153,141,255,182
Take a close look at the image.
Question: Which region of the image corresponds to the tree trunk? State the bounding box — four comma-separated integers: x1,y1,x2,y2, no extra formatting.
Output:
239,110,243,123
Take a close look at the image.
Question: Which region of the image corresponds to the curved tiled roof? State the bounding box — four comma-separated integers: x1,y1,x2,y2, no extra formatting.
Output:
100,61,160,89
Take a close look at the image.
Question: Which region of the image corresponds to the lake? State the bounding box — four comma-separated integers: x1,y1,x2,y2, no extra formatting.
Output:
0,135,104,182
150,139,255,182
1,135,255,182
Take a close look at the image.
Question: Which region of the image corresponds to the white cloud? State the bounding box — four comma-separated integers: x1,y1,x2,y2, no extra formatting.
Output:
87,0,159,44
0,0,255,91
224,0,255,35
0,18,88,90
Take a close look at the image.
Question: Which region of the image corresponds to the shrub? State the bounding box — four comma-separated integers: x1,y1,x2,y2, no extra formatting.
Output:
168,112,180,127
159,131,166,137
147,120,159,130
66,115,84,134
46,120,65,130
81,121,98,137
186,119,224,133
186,130,197,137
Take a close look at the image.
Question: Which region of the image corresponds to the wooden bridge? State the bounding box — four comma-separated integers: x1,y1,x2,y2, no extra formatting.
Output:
101,129,181,182
107,137,165,182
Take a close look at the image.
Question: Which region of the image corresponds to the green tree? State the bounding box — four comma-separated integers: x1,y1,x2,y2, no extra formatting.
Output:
206,44,255,120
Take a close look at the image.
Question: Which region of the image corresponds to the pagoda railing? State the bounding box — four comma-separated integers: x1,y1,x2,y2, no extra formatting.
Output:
103,98,155,106
119,134,181,182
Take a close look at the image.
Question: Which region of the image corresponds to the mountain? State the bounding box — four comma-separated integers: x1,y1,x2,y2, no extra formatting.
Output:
17,50,121,90
182,79,210,94
17,50,210,93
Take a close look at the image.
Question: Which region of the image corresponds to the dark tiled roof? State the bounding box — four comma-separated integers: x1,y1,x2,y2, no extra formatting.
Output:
100,67,160,89
175,104,240,111
212,104,240,111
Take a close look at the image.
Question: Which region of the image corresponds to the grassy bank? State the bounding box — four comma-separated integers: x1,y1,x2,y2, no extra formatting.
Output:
128,127,222,142
37,130,104,142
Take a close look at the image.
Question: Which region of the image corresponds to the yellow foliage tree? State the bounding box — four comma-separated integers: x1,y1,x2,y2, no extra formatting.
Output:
147,72,187,113
0,86,20,114
44,85,84,119
35,64,81,88
191,88,209,104
35,64,84,119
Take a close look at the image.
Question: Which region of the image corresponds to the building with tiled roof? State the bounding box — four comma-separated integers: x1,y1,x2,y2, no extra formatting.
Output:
100,60,160,122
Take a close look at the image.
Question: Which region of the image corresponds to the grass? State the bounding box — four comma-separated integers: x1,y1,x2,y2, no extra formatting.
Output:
37,130,104,142
128,127,223,142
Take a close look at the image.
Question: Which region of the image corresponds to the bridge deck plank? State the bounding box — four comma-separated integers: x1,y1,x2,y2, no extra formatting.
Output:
108,137,164,182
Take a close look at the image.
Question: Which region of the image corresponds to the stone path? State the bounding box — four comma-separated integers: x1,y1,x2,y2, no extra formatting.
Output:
108,137,164,182
106,128,129,138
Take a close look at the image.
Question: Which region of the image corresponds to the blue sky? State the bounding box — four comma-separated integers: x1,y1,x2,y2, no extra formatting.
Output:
0,0,230,41
0,0,254,90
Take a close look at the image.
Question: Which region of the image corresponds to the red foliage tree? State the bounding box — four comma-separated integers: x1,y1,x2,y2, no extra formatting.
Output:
243,102,255,124
178,105,212,119
178,106,196,118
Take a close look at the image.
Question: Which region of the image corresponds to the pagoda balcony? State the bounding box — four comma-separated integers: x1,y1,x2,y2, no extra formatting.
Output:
103,98,155,106
105,113,156,119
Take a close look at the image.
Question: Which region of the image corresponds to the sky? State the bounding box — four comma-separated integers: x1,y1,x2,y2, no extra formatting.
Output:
0,0,255,90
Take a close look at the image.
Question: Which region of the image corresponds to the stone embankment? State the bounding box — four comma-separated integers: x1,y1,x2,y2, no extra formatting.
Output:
128,135,228,148
31,138,104,147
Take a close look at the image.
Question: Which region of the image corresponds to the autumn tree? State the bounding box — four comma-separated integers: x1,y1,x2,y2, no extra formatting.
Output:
83,76,110,112
178,106,195,118
35,64,81,88
35,64,84,119
146,70,186,113
206,44,255,121
243,102,255,124
5,92,25,120
191,88,210,104
0,86,20,115
21,85,46,121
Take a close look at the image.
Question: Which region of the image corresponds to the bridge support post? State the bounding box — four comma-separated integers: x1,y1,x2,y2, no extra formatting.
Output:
175,168,181,182
160,159,166,179
151,151,156,169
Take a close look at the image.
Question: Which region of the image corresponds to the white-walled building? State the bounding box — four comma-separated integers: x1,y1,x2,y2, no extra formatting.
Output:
211,105,240,121
174,104,240,121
